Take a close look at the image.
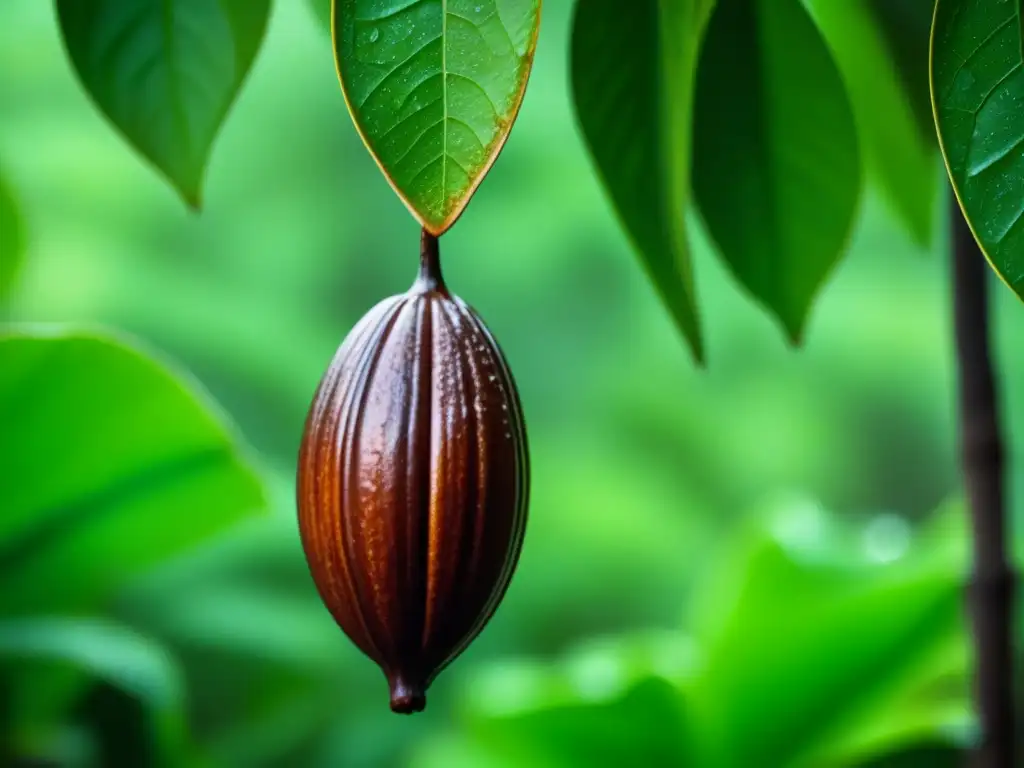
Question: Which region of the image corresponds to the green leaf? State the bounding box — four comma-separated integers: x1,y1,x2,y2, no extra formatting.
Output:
571,0,712,363
332,0,542,235
0,168,25,302
0,326,266,615
309,0,331,33
692,0,861,342
55,0,271,209
932,0,1024,301
438,631,696,768
855,745,963,768
802,0,938,245
0,618,188,767
867,0,938,148
687,501,970,767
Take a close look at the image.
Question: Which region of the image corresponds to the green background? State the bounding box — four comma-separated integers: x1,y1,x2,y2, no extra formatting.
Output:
1,1,1022,766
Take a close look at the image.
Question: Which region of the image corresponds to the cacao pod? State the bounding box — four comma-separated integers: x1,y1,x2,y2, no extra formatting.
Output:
297,232,529,714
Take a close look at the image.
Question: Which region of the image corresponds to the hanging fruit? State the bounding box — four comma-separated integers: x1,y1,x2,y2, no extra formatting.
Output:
297,231,529,713
301,1,541,712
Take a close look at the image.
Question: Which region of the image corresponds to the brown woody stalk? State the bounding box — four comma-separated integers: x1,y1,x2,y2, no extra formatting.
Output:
951,197,1015,768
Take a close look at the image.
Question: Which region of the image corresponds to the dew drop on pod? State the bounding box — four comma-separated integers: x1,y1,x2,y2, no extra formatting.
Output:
296,231,529,713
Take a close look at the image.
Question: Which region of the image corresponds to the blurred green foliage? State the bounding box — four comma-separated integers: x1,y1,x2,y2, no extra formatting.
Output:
803,0,936,246
0,166,24,303
1,1,1023,766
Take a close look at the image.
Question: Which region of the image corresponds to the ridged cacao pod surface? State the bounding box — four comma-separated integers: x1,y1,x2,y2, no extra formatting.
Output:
297,234,529,714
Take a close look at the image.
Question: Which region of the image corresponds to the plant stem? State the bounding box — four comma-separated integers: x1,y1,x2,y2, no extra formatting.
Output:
951,197,1015,768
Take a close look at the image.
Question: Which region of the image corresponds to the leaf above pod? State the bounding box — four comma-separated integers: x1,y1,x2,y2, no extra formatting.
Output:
332,0,542,235
932,0,1024,302
56,0,271,209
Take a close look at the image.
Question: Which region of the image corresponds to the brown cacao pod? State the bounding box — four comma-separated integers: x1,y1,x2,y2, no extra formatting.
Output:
296,232,529,714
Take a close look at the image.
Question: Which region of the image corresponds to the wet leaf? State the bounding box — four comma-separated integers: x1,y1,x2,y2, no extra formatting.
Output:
332,0,542,234
932,0,1024,300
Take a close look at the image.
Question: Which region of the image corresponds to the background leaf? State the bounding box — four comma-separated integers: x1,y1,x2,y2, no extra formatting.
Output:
692,0,861,342
309,0,330,34
0,167,25,302
332,0,542,235
932,0,1024,301
410,500,972,768
868,0,938,148
0,327,267,616
0,618,188,767
414,632,695,768
570,0,713,363
802,0,938,245
686,502,970,767
55,0,271,208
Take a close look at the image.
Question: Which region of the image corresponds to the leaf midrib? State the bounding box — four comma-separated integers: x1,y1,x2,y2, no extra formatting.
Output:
0,446,236,608
441,0,448,215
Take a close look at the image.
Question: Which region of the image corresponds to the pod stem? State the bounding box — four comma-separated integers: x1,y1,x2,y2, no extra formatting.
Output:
951,196,1015,768
415,228,448,294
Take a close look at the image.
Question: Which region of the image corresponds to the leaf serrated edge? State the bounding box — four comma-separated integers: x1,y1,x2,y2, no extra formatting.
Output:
331,0,543,236
930,0,1024,304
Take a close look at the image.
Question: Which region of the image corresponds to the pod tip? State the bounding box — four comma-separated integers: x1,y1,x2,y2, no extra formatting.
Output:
389,674,427,714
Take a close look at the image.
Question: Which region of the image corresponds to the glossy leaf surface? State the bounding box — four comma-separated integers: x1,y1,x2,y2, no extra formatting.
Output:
803,0,937,245
333,0,542,234
932,0,1024,300
571,0,714,362
56,0,271,208
693,0,861,342
0,327,266,615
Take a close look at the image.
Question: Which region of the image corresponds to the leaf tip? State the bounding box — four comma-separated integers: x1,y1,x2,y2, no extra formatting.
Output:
783,317,808,348
182,189,203,213
688,336,707,368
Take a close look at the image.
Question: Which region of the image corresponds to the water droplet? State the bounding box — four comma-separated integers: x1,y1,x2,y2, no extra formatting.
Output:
369,27,380,42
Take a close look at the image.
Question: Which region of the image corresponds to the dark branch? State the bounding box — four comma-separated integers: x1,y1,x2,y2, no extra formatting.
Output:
951,197,1015,768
